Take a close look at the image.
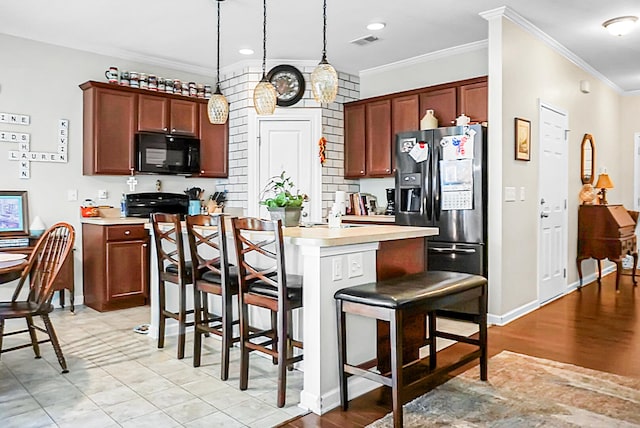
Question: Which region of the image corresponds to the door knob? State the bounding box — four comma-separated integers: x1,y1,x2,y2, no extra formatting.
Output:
540,211,549,218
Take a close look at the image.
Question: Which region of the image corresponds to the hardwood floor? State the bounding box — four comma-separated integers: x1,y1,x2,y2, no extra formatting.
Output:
278,271,640,427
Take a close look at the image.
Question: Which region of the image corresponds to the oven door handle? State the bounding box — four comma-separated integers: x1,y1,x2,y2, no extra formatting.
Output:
429,247,476,254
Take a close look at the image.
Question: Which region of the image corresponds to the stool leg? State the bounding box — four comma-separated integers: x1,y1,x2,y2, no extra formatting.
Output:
177,281,187,360
158,280,166,349
336,299,348,410
428,311,436,370
390,309,403,428
193,287,203,368
479,286,488,381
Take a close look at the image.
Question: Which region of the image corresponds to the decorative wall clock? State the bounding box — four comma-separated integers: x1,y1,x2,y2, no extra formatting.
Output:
267,65,305,107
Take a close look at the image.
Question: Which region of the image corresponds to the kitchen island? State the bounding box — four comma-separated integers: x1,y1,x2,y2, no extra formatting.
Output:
146,222,438,415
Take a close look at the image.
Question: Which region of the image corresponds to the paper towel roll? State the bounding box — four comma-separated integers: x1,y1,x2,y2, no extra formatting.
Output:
335,191,346,203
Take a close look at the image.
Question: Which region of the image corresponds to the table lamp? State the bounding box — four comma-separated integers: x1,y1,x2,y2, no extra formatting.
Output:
595,173,614,205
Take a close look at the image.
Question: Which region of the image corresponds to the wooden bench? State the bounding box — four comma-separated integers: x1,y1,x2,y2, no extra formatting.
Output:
334,271,488,428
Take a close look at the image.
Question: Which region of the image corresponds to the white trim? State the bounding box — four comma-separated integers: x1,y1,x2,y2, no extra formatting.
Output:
634,132,640,212
480,7,623,94
359,40,488,77
300,377,379,415
247,108,323,222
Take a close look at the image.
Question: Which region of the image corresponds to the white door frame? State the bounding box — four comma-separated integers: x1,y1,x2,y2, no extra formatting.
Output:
634,132,640,212
537,100,569,302
247,108,323,221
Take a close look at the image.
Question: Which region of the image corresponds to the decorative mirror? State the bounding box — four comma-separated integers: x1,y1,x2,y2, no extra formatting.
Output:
580,134,595,184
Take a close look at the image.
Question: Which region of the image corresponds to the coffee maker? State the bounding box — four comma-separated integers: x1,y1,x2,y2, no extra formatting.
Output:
384,188,396,215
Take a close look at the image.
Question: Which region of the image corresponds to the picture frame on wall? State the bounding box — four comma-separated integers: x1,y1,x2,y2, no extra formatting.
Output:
515,117,531,161
0,190,29,236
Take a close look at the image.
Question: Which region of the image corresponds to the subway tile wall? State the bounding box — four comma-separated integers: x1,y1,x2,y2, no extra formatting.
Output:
215,65,360,217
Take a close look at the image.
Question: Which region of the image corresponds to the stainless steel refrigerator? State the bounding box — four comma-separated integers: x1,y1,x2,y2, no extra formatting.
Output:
395,124,487,277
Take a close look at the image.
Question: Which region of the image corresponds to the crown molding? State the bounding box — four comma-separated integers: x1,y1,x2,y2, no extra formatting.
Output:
359,40,488,77
481,6,623,94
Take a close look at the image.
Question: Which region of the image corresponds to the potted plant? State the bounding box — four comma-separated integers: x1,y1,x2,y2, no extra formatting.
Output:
260,171,308,226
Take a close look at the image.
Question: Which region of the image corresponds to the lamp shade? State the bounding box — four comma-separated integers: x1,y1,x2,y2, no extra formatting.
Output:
253,78,277,115
311,60,338,103
207,90,229,124
595,173,614,189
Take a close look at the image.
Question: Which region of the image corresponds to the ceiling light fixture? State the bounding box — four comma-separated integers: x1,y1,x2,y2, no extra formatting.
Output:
239,48,254,55
207,0,229,124
366,22,386,31
253,0,277,115
602,15,638,36
311,0,338,104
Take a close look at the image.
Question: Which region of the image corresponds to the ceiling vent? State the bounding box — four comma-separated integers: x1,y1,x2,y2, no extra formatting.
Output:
350,34,379,46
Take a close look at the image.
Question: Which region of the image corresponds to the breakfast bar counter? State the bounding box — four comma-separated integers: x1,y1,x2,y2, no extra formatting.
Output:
146,223,438,415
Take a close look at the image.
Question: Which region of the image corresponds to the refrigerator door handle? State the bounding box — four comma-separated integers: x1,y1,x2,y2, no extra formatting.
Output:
434,147,441,221
429,247,477,254
425,144,432,220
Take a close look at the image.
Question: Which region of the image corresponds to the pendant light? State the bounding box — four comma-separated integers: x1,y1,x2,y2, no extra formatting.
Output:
253,0,277,115
207,0,229,124
311,0,338,104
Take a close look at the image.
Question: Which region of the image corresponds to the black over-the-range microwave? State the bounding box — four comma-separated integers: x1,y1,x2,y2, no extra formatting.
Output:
135,132,200,175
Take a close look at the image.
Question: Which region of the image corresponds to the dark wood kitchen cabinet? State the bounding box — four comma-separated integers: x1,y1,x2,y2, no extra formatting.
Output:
82,223,149,312
419,87,457,127
458,81,488,124
81,82,136,175
81,81,228,177
198,103,229,177
343,76,487,179
138,94,198,136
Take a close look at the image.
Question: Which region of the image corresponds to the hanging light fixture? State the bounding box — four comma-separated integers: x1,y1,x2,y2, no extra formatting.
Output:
253,0,277,115
311,0,338,104
207,0,229,124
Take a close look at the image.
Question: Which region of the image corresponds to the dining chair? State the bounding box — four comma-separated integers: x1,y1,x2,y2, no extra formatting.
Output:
231,217,303,408
185,214,239,380
150,213,202,359
0,222,75,373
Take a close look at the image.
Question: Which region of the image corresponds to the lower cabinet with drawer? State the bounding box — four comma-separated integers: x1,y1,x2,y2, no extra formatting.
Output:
82,222,150,311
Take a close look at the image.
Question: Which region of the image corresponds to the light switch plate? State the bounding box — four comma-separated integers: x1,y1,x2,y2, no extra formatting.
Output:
504,187,516,202
98,189,108,200
332,258,343,281
67,189,77,201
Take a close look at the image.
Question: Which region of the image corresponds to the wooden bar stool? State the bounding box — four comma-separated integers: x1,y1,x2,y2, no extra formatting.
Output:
151,213,202,360
334,271,488,428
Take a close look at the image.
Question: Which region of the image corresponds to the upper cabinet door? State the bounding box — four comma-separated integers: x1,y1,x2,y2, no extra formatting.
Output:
198,104,228,177
138,94,169,133
457,81,488,124
344,104,367,178
392,94,419,136
170,99,198,136
366,99,392,177
83,86,136,175
419,87,457,127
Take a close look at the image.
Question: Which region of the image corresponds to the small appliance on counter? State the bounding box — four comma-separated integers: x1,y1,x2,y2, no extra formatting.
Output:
125,192,189,219
384,188,396,215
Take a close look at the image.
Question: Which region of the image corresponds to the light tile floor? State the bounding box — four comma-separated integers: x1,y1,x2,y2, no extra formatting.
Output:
0,305,307,428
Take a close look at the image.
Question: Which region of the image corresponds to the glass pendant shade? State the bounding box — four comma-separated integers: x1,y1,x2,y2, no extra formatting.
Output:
254,78,277,115
311,60,338,103
207,89,229,124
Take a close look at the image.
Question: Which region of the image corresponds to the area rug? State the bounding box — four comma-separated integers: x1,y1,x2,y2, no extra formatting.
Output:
368,351,640,427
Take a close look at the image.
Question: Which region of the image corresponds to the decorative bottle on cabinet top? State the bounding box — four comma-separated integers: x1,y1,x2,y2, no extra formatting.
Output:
420,109,438,130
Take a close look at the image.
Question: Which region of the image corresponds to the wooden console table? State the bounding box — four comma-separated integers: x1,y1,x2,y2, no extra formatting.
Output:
0,236,75,311
577,205,638,291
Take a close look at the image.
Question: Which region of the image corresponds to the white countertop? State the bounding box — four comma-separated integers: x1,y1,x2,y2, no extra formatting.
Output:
283,224,437,247
80,217,148,226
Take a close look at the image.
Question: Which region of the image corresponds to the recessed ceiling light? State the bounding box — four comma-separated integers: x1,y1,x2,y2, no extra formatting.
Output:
602,15,638,36
366,22,386,31
239,48,254,55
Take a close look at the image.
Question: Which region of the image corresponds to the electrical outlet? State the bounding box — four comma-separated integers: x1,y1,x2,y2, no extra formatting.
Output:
98,189,108,200
347,253,364,278
332,258,343,281
67,189,77,201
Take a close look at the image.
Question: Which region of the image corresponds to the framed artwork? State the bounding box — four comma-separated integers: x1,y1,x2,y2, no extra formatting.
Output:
0,191,29,236
515,117,531,161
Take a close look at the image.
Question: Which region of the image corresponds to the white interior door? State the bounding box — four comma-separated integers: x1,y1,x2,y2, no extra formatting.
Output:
634,133,640,248
538,102,568,303
247,109,322,223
